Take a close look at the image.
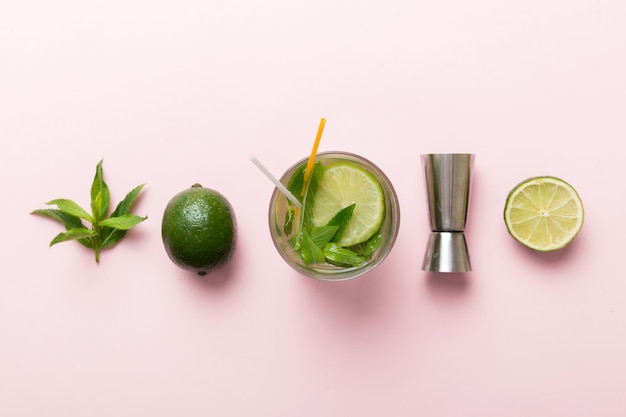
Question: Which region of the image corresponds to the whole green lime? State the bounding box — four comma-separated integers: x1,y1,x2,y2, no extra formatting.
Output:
161,184,237,276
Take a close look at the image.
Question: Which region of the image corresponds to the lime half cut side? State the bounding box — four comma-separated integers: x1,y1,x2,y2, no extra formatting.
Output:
504,176,584,251
311,161,385,247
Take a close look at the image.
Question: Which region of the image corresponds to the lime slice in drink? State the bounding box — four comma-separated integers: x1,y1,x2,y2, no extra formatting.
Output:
504,176,584,251
311,162,385,247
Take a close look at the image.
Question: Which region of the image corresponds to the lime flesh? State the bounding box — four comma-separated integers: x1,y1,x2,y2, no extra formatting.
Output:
311,162,385,247
504,176,584,251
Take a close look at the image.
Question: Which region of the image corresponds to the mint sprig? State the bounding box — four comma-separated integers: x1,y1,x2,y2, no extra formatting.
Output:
31,160,147,263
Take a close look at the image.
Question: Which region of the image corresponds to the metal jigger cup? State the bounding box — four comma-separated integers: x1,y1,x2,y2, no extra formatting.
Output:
421,153,475,272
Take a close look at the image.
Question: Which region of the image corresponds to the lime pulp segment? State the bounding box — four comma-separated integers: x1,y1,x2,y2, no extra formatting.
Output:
311,162,385,247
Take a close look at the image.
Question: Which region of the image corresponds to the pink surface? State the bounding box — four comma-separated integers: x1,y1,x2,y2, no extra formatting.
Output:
2,1,625,416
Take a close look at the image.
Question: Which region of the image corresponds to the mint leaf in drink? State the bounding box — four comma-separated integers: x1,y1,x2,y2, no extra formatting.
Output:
349,230,382,259
294,161,324,250
323,243,364,267
300,161,324,231
283,165,305,235
310,225,339,248
325,203,355,242
295,162,327,264
31,160,147,263
286,166,305,205
300,227,325,265
284,208,295,236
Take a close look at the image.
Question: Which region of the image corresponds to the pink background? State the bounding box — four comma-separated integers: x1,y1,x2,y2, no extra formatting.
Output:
2,0,625,416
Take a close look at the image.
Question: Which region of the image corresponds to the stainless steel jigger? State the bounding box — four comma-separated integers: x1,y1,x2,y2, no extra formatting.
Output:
421,153,475,272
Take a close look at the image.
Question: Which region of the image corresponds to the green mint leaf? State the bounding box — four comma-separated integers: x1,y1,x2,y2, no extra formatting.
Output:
283,166,305,237
286,166,305,204
299,227,325,265
310,225,339,248
90,160,110,223
98,214,147,230
349,230,382,259
31,208,85,229
49,228,97,247
293,162,320,250
299,161,324,235
100,230,125,248
284,207,295,236
92,191,105,224
100,214,147,248
293,161,323,254
111,183,146,217
46,199,93,224
326,203,355,242
99,183,146,246
31,209,93,248
323,243,364,267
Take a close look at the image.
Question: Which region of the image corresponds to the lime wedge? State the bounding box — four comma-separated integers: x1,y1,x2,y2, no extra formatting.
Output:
504,176,584,251
311,162,385,247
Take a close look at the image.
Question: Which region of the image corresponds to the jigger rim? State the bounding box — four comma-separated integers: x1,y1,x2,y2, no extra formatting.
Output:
420,152,476,158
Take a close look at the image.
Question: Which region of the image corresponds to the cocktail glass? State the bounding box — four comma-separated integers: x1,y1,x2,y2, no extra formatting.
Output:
268,151,400,281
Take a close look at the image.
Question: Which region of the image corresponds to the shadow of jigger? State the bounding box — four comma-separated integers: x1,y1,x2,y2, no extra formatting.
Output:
421,154,475,272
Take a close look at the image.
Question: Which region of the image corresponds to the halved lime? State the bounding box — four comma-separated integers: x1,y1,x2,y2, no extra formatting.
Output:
504,176,584,251
311,162,385,247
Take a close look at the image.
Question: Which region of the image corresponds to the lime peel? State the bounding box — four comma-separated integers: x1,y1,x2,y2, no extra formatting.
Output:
161,185,237,275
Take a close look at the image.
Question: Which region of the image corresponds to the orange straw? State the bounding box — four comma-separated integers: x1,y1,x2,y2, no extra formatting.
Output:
301,118,326,196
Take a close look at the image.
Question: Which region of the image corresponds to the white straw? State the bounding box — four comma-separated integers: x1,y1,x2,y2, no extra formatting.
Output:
248,154,302,210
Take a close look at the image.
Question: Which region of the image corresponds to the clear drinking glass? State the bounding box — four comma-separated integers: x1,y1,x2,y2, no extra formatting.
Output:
268,151,400,281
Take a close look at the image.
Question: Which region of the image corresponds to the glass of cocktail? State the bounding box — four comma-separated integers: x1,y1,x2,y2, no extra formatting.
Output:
268,151,400,281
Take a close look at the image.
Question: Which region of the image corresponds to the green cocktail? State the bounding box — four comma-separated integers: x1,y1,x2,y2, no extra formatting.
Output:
269,151,400,281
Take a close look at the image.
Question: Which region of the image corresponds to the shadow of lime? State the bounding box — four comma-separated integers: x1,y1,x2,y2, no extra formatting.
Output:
179,245,243,293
